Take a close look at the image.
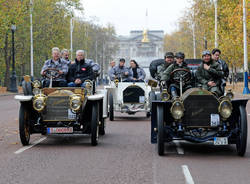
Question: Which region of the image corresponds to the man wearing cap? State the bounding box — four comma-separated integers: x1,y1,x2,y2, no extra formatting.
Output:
109,58,130,82
161,52,192,98
196,50,224,96
155,52,174,81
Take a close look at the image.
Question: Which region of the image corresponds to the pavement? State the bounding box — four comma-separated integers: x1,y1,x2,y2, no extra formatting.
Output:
0,94,250,183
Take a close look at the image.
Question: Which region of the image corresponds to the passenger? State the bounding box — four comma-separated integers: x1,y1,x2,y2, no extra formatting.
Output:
67,50,94,87
85,59,100,77
41,47,68,87
212,48,229,93
161,52,192,98
109,58,130,82
128,60,146,82
108,60,116,80
61,49,71,65
155,52,174,81
196,50,224,96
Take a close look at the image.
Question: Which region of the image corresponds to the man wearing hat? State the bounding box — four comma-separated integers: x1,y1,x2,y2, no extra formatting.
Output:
155,52,175,81
196,50,224,96
109,58,130,82
161,52,192,98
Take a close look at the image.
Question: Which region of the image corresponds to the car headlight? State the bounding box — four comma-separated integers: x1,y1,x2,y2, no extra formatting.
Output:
226,90,234,99
160,89,170,101
218,99,232,119
32,88,41,95
33,94,46,112
171,99,184,120
32,80,41,88
70,95,82,112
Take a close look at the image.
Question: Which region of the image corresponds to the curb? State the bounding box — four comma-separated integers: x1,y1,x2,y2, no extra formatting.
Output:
0,93,21,97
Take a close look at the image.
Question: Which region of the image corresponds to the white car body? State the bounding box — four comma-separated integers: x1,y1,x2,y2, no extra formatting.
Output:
105,81,151,114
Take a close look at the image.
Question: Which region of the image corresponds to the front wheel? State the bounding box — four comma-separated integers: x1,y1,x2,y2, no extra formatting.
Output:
157,105,164,156
236,105,248,156
91,102,99,146
109,93,114,121
19,104,31,145
99,118,106,135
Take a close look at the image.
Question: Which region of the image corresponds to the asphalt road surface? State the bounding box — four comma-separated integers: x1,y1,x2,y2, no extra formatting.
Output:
0,94,250,184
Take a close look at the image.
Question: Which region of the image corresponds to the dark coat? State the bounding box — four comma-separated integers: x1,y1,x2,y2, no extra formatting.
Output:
67,59,94,83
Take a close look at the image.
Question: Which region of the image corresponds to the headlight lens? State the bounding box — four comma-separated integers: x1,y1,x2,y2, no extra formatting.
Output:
161,90,170,101
70,95,81,111
171,100,184,120
32,80,41,88
32,88,41,95
33,95,46,112
219,100,232,119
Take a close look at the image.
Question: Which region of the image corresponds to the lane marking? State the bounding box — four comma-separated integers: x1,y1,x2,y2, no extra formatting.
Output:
174,141,184,155
14,137,47,154
182,165,195,184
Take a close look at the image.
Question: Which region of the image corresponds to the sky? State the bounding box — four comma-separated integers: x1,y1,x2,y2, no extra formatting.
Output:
80,0,191,36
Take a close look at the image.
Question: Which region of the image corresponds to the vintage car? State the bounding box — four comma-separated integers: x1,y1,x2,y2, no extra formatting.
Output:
150,68,249,156
105,79,151,120
15,68,108,146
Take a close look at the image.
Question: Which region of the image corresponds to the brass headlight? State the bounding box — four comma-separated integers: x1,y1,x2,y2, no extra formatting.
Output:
70,95,82,112
32,88,41,95
226,90,234,99
160,89,170,101
114,79,119,87
32,80,41,88
171,99,184,120
218,99,232,119
33,94,46,112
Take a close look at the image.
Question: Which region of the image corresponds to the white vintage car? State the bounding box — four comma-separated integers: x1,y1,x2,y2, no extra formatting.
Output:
105,80,151,120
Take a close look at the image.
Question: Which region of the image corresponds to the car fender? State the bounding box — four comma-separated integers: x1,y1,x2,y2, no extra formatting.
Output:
87,94,104,101
14,95,33,102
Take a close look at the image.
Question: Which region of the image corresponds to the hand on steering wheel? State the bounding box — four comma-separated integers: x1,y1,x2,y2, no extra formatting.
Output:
170,68,191,83
43,68,61,79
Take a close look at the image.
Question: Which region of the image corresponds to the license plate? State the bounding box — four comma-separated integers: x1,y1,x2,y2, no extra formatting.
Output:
210,114,220,127
214,137,228,145
68,109,76,119
47,127,73,134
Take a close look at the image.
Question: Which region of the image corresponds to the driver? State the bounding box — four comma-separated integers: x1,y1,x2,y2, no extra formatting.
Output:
67,50,93,87
161,52,192,98
41,47,68,87
196,50,224,96
109,58,130,82
155,52,174,81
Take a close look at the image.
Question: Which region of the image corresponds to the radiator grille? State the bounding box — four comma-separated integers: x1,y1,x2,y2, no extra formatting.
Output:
43,96,70,121
123,86,145,103
183,95,219,127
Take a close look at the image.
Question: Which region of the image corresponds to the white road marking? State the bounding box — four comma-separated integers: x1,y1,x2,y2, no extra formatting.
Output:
174,141,184,155
14,137,47,154
182,165,195,184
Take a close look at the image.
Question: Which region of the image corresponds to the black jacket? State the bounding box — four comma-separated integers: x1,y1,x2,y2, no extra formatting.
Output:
67,59,94,83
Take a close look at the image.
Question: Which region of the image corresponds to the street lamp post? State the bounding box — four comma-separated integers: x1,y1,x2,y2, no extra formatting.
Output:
9,25,18,93
30,0,34,78
242,0,249,94
214,0,218,48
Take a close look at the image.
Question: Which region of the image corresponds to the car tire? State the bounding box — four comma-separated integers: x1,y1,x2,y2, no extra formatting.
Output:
109,93,114,121
146,112,151,118
157,104,164,156
91,102,99,146
149,91,156,112
19,103,31,146
236,105,247,156
99,118,106,135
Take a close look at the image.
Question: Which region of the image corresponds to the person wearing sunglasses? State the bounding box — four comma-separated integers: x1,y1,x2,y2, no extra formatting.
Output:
161,52,192,98
196,50,224,96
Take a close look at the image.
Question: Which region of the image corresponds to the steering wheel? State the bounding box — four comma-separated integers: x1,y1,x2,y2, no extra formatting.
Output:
170,68,191,83
43,68,60,79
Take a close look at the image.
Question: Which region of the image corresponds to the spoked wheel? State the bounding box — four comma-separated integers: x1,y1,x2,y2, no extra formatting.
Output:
157,104,164,156
19,104,31,146
91,102,99,146
236,105,248,156
99,118,106,136
109,93,114,121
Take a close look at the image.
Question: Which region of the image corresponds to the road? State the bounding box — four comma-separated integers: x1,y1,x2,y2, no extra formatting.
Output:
0,94,250,184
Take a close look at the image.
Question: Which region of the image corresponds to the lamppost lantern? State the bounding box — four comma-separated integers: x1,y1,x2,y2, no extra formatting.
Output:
11,25,16,31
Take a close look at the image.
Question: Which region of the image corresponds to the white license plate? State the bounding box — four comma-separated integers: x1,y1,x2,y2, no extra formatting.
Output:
68,109,76,119
210,114,220,127
214,137,228,145
47,127,73,134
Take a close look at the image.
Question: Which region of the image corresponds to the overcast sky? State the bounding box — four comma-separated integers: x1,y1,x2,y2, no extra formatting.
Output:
80,0,191,36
